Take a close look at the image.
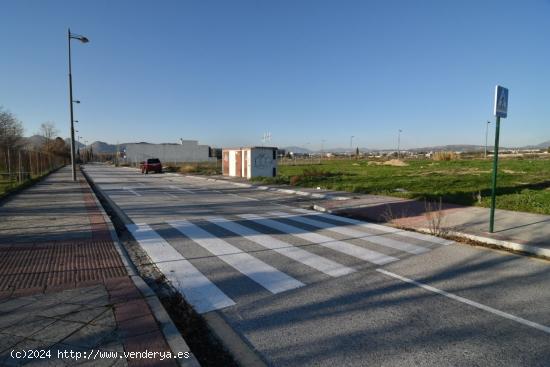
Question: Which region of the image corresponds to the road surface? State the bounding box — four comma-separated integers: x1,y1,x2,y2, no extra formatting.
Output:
84,164,550,367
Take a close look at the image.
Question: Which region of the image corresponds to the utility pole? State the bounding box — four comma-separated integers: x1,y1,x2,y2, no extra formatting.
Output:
349,136,354,159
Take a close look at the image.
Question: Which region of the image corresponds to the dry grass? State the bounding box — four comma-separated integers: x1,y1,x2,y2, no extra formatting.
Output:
433,151,460,161
383,159,409,167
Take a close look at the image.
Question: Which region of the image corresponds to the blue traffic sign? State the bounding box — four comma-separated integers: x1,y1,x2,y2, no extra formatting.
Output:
494,85,508,118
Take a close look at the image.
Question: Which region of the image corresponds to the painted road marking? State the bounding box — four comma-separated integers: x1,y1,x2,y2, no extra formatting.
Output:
169,219,305,294
207,217,355,277
122,187,141,196
165,192,178,199
127,223,235,314
228,193,259,201
292,208,454,246
169,185,194,194
271,211,428,255
376,268,550,335
239,214,398,265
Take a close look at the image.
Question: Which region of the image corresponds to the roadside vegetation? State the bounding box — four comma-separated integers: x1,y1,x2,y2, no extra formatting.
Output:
163,162,222,175
0,107,69,197
253,156,550,215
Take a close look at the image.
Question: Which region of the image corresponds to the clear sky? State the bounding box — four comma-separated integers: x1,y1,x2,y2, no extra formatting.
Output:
1,0,550,150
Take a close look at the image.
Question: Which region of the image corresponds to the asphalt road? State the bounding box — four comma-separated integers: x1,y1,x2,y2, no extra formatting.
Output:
84,164,550,367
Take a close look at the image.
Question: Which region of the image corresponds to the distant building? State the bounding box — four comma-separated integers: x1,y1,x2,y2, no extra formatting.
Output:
123,140,215,164
222,147,278,179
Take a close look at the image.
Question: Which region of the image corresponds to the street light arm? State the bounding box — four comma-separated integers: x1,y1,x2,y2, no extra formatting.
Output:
69,32,89,43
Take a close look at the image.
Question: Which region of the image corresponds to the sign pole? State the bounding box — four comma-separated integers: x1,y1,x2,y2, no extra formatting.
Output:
489,116,501,233
489,85,508,233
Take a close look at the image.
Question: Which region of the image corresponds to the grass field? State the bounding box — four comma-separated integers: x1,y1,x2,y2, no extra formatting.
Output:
253,157,550,215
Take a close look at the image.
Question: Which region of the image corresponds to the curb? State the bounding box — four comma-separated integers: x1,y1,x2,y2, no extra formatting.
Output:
80,167,201,367
416,228,550,260
313,204,549,260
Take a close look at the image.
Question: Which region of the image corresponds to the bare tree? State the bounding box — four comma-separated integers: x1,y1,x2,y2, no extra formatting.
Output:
39,121,59,154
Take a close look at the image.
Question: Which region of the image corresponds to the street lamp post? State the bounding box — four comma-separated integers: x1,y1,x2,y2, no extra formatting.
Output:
397,129,402,159
350,136,355,159
77,135,82,160
484,121,491,159
68,28,89,181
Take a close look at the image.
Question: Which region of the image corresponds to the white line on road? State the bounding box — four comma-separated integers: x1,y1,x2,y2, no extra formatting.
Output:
165,192,178,199
292,208,454,246
122,187,141,196
207,217,355,277
271,211,428,255
126,223,235,314
169,219,305,294
376,268,550,335
169,185,195,194
239,214,398,265
228,193,259,201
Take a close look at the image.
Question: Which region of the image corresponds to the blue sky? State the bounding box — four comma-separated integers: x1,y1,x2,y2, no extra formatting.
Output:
1,0,550,150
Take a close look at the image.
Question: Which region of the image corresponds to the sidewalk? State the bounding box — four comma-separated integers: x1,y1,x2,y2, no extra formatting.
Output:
0,167,196,366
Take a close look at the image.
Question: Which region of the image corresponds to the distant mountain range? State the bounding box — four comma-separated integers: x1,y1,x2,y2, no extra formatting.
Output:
20,136,550,154
283,141,550,153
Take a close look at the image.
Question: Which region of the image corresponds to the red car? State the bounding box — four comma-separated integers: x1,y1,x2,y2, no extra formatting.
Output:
140,158,163,174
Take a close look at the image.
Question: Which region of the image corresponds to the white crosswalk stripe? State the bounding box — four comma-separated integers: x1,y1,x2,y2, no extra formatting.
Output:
270,211,429,255
126,223,235,314
291,208,455,246
206,216,355,277
122,186,141,196
169,219,305,294
238,214,398,265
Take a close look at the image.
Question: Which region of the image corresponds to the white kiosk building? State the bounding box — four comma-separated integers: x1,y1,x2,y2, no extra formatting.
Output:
222,146,278,179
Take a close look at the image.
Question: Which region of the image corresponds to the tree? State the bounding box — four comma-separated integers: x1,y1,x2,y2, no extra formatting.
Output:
39,122,58,154
51,137,70,159
0,107,24,149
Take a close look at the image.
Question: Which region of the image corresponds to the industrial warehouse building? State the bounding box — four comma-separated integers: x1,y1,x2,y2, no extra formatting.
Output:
123,140,215,164
222,146,278,179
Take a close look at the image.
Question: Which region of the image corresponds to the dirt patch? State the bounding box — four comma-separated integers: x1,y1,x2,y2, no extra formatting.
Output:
383,159,409,167
502,169,526,174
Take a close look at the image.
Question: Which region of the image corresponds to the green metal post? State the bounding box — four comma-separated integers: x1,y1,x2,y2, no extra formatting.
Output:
489,116,501,233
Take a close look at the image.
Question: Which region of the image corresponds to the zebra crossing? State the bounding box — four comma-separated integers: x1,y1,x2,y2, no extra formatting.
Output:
127,209,454,314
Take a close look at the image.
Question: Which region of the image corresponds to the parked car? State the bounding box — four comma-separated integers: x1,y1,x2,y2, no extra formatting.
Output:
140,158,163,174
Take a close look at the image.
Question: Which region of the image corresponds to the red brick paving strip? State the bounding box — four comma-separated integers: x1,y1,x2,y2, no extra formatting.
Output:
79,178,114,242
0,241,127,292
107,277,178,367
